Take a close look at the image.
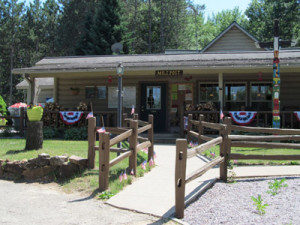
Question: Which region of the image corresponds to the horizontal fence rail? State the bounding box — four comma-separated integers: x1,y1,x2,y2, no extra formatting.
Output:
187,136,223,158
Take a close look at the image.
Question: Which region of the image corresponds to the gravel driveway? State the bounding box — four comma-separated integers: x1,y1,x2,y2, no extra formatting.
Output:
0,180,162,225
183,177,300,225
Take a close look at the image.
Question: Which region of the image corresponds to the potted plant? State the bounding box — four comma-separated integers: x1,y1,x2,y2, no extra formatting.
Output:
27,105,44,121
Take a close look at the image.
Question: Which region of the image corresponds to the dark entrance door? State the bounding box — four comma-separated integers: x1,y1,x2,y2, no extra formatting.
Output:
140,83,167,132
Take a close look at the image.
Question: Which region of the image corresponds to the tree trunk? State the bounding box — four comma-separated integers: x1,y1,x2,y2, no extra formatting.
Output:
25,121,43,150
148,0,152,53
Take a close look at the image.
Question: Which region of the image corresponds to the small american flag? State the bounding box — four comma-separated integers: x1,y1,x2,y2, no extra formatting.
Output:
119,172,123,182
131,105,135,115
130,169,134,175
220,109,224,120
97,126,106,133
123,171,127,180
141,160,147,170
149,157,154,167
86,112,93,119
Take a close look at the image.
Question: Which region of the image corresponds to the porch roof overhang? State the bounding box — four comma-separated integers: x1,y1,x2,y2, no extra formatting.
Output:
12,50,300,76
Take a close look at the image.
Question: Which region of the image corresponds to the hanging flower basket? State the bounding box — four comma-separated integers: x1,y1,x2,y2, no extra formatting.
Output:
27,106,44,121
0,118,7,126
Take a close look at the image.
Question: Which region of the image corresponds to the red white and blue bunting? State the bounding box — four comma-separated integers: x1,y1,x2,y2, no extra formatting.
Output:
229,111,257,126
294,112,300,122
59,111,84,125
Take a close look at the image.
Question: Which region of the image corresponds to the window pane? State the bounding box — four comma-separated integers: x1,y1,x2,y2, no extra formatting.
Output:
225,84,246,101
147,86,161,109
199,83,219,102
97,86,106,99
86,87,96,99
251,83,272,101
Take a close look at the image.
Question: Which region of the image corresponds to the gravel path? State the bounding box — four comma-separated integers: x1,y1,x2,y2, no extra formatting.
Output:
0,180,163,225
183,177,300,225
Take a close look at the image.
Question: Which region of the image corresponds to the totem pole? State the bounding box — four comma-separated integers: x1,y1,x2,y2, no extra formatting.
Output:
272,19,280,128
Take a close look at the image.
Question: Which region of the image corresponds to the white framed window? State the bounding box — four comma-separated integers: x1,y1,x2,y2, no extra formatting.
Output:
225,82,247,110
198,82,219,103
250,82,272,110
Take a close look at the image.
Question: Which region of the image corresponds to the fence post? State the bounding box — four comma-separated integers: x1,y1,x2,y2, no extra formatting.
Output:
87,117,96,169
148,114,154,162
175,139,187,219
122,113,127,127
187,114,193,143
198,114,204,145
20,107,24,136
129,120,138,176
99,132,110,192
224,117,232,155
219,124,229,182
133,113,139,120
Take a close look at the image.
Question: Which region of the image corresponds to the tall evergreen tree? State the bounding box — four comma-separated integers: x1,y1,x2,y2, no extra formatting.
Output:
75,0,122,55
0,0,25,104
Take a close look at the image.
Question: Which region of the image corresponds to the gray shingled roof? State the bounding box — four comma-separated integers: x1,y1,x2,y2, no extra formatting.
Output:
13,51,300,74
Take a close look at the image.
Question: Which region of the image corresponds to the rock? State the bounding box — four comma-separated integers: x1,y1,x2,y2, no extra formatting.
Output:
69,155,88,168
3,161,25,175
58,162,78,178
28,154,50,168
50,156,68,167
38,153,50,159
22,166,55,180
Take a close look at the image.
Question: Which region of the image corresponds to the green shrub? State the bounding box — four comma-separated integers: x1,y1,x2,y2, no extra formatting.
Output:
64,127,88,140
0,95,7,116
43,127,59,139
0,127,14,137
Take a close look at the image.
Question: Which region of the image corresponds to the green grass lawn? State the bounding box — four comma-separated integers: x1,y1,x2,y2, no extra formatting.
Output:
202,146,300,165
0,138,150,198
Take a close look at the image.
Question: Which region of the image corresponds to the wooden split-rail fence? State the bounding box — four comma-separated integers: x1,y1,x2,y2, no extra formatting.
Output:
87,113,154,191
175,114,300,219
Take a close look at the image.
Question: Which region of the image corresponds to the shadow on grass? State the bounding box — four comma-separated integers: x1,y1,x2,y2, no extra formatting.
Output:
5,149,34,155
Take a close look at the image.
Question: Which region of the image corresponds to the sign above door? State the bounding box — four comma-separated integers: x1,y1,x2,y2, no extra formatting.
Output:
155,70,183,78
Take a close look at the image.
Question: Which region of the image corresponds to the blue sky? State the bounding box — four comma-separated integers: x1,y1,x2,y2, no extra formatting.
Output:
193,0,252,17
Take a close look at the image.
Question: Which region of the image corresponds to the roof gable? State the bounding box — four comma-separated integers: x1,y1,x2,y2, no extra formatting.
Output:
201,21,264,53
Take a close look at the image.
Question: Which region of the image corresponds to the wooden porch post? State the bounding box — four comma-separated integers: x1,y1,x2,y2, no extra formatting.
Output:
53,77,58,103
218,72,223,110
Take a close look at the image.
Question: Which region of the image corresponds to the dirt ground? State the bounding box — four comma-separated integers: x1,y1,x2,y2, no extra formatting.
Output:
0,180,172,225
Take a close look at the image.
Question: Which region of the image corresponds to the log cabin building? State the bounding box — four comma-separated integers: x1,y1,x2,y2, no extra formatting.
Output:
13,22,300,132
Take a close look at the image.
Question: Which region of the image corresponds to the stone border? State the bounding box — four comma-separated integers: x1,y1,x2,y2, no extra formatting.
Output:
0,153,88,181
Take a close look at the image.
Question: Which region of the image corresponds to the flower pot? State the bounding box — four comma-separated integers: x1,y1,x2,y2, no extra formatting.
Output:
27,106,43,121
0,118,7,126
